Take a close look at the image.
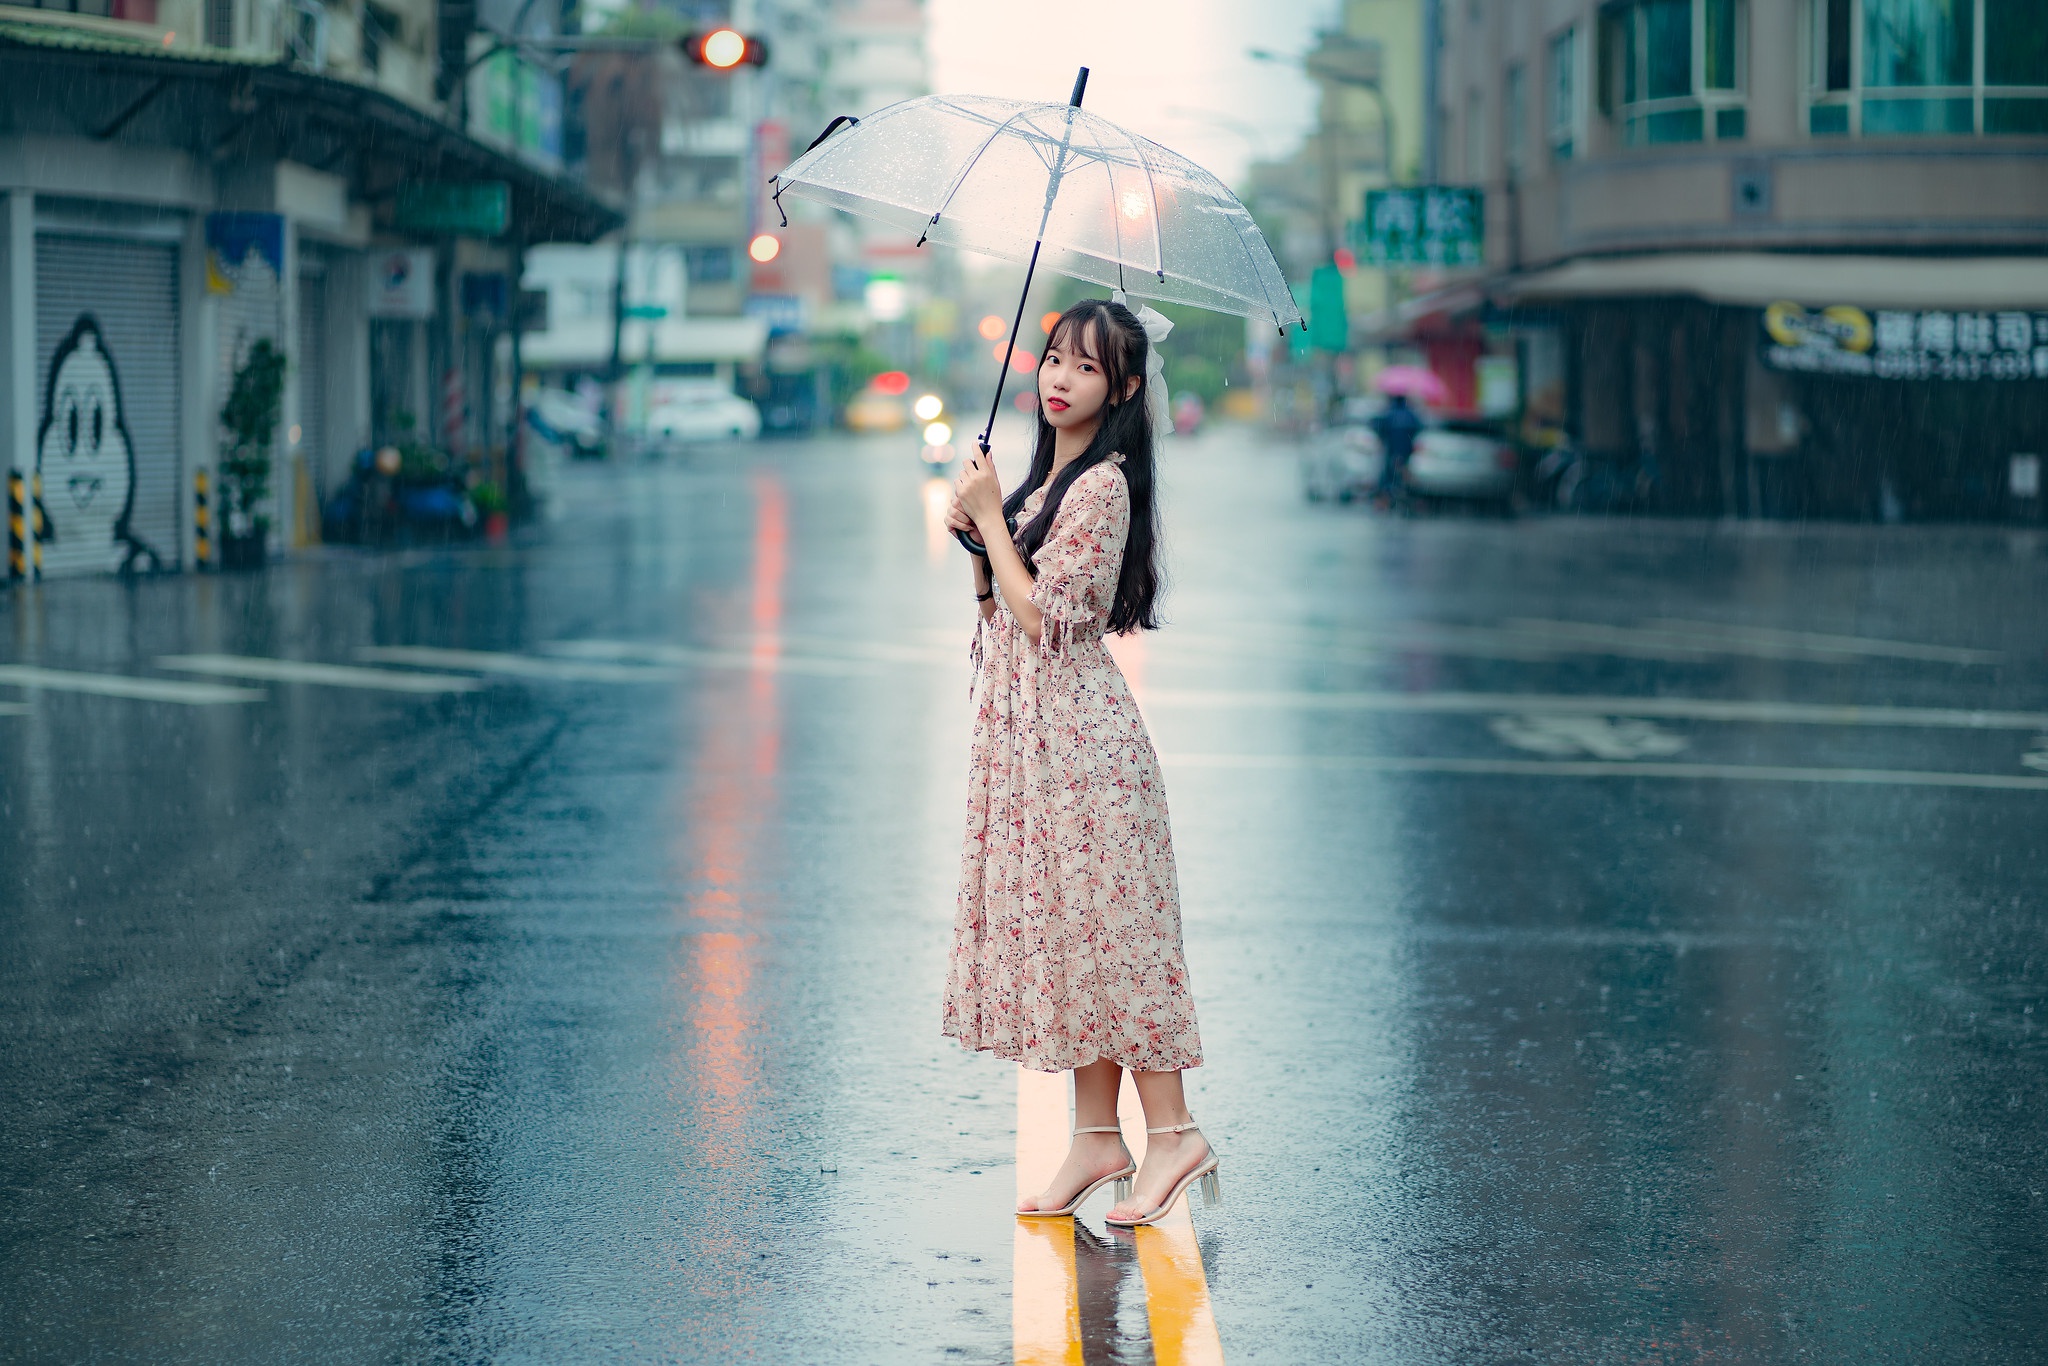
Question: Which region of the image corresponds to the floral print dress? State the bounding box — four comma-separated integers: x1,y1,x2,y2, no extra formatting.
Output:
942,455,1202,1074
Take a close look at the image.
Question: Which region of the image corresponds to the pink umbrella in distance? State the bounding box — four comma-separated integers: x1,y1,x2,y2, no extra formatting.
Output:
1374,365,1451,406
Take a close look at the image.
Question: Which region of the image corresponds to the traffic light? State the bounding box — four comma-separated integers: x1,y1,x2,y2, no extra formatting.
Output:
682,28,769,69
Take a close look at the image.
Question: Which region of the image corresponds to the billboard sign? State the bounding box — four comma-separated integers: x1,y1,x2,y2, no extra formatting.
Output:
1760,302,2048,380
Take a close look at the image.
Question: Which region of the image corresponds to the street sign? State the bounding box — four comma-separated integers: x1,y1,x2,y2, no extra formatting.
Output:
395,182,510,237
1309,263,1348,353
1356,187,1484,268
367,248,435,318
621,304,669,320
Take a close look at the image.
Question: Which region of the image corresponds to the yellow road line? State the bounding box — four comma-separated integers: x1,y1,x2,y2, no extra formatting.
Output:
1117,1083,1226,1366
1014,1066,1083,1365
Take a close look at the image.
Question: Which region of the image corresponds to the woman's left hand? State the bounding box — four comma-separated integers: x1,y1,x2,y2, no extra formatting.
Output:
954,450,1004,528
944,494,977,534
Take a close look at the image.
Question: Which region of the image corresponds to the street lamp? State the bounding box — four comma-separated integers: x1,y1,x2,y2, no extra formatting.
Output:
1251,38,1397,250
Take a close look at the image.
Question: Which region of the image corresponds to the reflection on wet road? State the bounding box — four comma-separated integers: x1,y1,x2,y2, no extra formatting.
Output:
2,427,2045,1362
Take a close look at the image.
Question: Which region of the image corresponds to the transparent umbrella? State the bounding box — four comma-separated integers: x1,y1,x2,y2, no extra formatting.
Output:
771,69,1302,550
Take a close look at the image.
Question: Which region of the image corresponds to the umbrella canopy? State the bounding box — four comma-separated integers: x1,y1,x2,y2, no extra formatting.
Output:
772,92,1303,333
1373,365,1451,405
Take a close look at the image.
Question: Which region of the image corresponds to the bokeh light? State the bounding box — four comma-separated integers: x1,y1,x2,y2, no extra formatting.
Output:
923,421,953,446
1039,311,1060,334
873,370,910,395
700,28,746,68
977,314,1006,340
747,234,781,263
913,394,944,421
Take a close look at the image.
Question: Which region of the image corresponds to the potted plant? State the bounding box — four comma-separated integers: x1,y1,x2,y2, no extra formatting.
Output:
218,339,287,570
470,479,509,542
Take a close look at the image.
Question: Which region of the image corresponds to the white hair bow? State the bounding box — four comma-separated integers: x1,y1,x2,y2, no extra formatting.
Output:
1112,290,1173,439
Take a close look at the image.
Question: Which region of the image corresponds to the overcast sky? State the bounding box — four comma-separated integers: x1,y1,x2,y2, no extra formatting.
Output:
924,0,1333,191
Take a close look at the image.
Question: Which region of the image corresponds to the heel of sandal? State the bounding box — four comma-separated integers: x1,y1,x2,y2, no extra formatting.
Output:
1198,1169,1221,1208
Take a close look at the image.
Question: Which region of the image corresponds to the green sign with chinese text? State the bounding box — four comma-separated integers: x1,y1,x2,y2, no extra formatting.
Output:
1356,187,1484,268
395,183,511,237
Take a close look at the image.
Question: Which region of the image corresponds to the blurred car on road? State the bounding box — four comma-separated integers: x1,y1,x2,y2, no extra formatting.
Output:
649,382,761,443
1299,418,1383,503
844,386,908,432
1405,419,1518,511
1301,401,1518,512
525,388,607,461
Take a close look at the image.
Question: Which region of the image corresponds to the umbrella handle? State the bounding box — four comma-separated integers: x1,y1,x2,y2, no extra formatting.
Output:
954,436,995,556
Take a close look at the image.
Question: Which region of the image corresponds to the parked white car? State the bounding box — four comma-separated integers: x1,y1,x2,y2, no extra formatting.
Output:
650,383,762,443
1300,420,1384,503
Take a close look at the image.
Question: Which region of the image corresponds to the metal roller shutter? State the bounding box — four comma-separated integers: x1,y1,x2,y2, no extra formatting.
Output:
35,235,181,577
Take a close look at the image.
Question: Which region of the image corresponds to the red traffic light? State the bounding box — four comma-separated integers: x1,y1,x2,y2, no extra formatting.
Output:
684,28,769,69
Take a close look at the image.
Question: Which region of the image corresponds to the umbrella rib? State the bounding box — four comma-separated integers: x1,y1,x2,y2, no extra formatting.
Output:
1125,132,1168,284
927,105,1052,231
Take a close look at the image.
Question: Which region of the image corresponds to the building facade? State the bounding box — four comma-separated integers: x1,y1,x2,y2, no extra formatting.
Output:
1436,0,2048,519
0,0,614,581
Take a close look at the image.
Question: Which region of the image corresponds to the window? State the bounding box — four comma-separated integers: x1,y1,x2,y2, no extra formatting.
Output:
1550,28,1580,159
1504,63,1528,174
683,245,735,285
1809,0,2048,135
1605,0,1748,145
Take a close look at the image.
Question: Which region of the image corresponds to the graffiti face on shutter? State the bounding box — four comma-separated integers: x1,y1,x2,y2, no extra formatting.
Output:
37,315,158,573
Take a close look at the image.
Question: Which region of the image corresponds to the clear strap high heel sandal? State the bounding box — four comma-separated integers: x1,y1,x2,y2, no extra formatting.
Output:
1102,1119,1221,1228
1016,1125,1137,1218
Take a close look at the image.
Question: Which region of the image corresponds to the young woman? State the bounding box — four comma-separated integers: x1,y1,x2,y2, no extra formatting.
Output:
941,297,1216,1229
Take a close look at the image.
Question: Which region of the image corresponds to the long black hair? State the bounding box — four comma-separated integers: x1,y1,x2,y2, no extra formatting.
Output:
1001,298,1163,634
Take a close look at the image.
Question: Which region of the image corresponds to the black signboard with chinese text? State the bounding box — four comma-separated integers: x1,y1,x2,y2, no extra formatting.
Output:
1761,301,2048,381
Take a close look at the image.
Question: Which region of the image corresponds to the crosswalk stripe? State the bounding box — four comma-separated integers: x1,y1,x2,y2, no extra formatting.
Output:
0,665,261,705
1642,617,2001,664
356,646,683,683
157,654,485,693
1163,753,2048,791
1143,688,2048,731
544,639,879,677
0,701,25,716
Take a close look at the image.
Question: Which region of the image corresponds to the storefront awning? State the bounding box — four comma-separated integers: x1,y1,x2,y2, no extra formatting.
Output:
1504,253,2048,311
0,20,623,244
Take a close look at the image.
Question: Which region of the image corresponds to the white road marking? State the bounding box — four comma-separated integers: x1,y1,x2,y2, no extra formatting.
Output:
0,665,262,705
1643,618,2001,665
1142,688,2048,732
543,638,879,677
0,701,25,716
157,654,484,693
1506,617,1997,665
2024,736,2048,773
356,646,682,683
1162,753,2048,792
1488,714,1689,760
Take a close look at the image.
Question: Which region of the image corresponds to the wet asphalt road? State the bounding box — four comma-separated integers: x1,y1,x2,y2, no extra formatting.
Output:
3,424,2046,1364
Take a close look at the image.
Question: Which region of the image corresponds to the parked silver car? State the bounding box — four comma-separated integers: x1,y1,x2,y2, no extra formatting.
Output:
1404,418,1518,510
1302,405,1517,511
